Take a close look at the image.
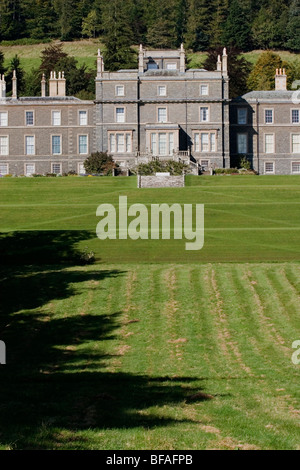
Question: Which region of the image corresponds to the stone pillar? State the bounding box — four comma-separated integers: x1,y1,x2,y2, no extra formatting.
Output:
12,70,17,99
0,75,6,98
41,73,46,97
97,49,104,78
139,44,144,73
217,55,222,72
222,48,228,75
180,43,185,73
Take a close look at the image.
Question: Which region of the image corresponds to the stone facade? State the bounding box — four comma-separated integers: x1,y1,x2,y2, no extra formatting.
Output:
230,69,300,175
138,174,185,188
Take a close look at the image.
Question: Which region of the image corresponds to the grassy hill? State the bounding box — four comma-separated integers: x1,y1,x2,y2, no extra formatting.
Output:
0,175,299,450
1,39,299,74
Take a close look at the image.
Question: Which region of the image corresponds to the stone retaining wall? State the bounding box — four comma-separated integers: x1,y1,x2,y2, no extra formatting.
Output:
138,175,185,188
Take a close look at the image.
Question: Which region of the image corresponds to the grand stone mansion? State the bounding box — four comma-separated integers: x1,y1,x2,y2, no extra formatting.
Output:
0,46,299,176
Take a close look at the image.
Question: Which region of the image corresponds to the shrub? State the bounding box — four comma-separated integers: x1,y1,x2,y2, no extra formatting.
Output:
80,247,95,265
45,173,57,177
84,151,117,175
239,155,251,170
214,168,239,175
135,160,188,176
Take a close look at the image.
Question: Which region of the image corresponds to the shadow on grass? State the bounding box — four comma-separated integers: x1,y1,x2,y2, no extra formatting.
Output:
0,230,211,449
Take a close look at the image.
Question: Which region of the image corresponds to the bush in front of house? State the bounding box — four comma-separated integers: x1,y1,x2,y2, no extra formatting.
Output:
84,151,117,175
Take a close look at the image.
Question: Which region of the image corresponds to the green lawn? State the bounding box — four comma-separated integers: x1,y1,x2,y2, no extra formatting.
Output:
0,175,299,450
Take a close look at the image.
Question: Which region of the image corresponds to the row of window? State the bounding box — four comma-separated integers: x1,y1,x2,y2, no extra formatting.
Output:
237,108,300,125
114,84,210,97
264,162,300,174
237,133,300,154
0,163,87,176
0,110,88,127
0,135,88,156
115,106,211,124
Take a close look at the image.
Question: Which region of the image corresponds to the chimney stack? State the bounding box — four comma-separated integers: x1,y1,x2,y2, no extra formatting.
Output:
275,68,287,91
217,55,222,72
57,71,66,96
12,70,17,99
97,49,104,78
49,71,57,97
139,44,144,73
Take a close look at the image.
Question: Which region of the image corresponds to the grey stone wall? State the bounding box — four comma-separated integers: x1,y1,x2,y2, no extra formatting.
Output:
138,175,185,188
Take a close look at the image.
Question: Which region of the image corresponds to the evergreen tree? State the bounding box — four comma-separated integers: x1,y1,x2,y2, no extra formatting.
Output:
247,51,284,90
146,0,178,48
0,51,6,75
6,54,25,96
286,0,300,51
223,0,252,51
184,0,211,51
82,10,98,38
203,46,252,97
102,0,137,71
209,0,229,48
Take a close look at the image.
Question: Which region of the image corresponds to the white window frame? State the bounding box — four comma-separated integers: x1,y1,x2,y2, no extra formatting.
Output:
0,112,8,127
265,162,275,174
25,110,34,126
200,84,209,96
264,134,275,154
78,135,88,155
115,85,125,97
291,109,300,124
51,163,62,175
108,132,132,154
0,136,9,156
157,107,168,123
51,135,62,155
0,163,8,175
79,110,88,126
292,162,300,174
292,134,300,154
25,135,35,156
158,85,167,97
193,131,217,153
115,107,125,123
264,109,273,124
200,160,209,170
238,108,247,125
52,110,61,126
25,163,35,176
200,106,210,123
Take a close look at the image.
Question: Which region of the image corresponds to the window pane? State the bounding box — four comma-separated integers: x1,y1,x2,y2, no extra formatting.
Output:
238,108,247,124
292,162,300,173
52,136,61,154
110,134,116,152
237,134,247,154
201,133,209,152
25,136,35,155
292,110,299,124
158,133,167,155
265,110,273,123
26,164,35,175
200,85,208,96
210,133,216,152
52,111,61,126
158,86,166,96
201,160,209,170
0,112,8,126
169,133,174,155
0,136,8,155
116,134,124,153
26,111,34,126
116,86,124,96
265,162,274,173
116,108,125,122
265,134,274,153
158,108,167,123
79,111,87,126
0,164,8,175
200,107,209,122
52,164,61,174
151,133,157,155
126,134,131,153
79,135,88,154
166,63,176,70
292,134,300,153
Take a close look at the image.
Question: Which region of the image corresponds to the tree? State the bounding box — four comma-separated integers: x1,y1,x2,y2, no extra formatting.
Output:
203,46,252,98
209,0,229,48
6,54,25,96
0,51,6,76
184,0,211,51
222,0,252,51
286,0,300,51
82,9,98,38
247,51,284,91
102,0,137,71
84,151,116,175
251,1,289,50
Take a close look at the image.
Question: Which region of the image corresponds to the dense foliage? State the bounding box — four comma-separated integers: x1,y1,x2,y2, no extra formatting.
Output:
84,151,117,175
0,0,299,52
